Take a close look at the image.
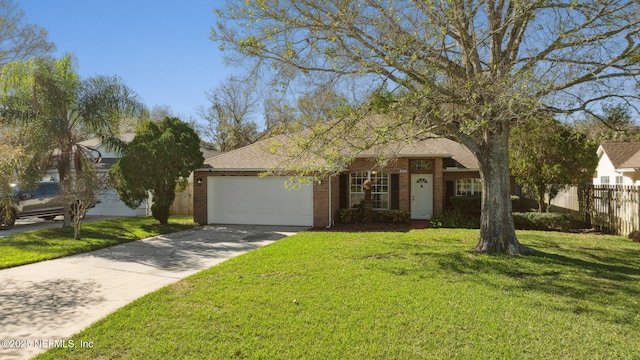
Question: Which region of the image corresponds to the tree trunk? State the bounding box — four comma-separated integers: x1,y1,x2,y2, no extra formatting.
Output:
472,128,529,255
151,187,174,224
59,146,73,228
537,185,547,213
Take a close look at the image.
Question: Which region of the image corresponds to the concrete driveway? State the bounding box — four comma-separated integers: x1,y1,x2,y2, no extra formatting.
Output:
0,215,120,238
0,224,305,360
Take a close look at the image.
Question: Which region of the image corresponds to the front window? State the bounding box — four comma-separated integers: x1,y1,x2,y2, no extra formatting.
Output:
601,176,610,185
350,171,389,209
615,176,623,185
456,178,482,196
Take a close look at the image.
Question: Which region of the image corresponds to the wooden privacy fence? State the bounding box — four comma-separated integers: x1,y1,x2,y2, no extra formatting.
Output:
550,185,640,236
170,183,193,216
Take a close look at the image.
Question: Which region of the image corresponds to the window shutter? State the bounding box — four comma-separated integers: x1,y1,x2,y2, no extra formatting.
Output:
339,174,348,209
445,181,455,207
390,173,400,210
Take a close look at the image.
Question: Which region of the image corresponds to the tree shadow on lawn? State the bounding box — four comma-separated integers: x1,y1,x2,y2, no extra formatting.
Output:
71,226,291,272
77,222,195,242
425,245,640,322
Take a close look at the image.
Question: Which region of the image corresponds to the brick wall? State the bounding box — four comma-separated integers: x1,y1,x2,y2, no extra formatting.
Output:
341,157,458,218
192,170,209,225
433,158,444,216
346,157,412,212
311,175,342,227
195,161,486,226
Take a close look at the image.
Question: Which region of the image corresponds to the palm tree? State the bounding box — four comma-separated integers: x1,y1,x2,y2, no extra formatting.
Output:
0,53,147,227
0,53,147,182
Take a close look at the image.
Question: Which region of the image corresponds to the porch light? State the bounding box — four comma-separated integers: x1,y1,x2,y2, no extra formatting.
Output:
197,177,203,186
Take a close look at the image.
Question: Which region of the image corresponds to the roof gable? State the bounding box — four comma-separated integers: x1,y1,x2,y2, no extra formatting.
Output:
599,142,640,169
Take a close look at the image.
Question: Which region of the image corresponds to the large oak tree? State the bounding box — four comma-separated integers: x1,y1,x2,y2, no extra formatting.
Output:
213,0,640,254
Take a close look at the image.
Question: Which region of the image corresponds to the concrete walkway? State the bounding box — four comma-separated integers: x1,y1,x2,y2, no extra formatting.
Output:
0,224,305,360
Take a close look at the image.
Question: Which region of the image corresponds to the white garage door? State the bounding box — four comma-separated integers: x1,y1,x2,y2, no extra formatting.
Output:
208,176,313,226
87,189,149,217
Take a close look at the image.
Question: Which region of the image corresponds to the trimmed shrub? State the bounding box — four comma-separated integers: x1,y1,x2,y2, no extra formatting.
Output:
337,209,361,224
429,210,480,229
430,210,586,232
627,231,640,242
512,212,586,231
337,209,409,224
378,210,410,224
450,195,482,215
450,195,521,215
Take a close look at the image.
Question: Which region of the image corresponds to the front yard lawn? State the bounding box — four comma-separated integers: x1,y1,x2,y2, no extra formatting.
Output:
36,229,640,359
0,216,197,269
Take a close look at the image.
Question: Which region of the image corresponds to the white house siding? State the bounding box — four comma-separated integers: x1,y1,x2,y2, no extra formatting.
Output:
44,171,150,217
593,154,639,185
44,135,150,217
86,189,149,217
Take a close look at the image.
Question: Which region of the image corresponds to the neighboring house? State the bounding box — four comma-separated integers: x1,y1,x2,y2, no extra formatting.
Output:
45,134,149,217
193,130,486,228
594,143,640,186
47,135,220,217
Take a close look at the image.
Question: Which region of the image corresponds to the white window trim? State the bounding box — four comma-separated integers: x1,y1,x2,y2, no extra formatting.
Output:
455,178,482,196
349,171,389,210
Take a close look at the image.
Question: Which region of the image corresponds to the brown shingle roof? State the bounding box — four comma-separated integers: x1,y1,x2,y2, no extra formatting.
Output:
203,131,478,171
600,143,640,169
202,134,297,170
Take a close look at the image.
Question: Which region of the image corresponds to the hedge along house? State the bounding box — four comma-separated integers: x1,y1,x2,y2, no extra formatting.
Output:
193,119,482,228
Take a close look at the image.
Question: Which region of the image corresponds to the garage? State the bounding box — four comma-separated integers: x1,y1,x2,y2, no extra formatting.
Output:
207,176,314,226
87,189,149,217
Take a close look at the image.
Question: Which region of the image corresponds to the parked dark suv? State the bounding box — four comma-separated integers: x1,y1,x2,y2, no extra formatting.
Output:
0,181,96,230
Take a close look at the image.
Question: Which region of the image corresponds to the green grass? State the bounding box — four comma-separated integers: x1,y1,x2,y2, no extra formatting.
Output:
0,216,197,269
35,229,640,359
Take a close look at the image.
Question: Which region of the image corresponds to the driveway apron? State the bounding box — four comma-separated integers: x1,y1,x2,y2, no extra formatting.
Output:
0,224,304,360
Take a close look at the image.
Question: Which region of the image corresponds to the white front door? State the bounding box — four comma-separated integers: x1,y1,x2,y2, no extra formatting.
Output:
411,174,433,220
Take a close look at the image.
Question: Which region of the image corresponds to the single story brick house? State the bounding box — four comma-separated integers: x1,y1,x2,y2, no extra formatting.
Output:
193,130,485,228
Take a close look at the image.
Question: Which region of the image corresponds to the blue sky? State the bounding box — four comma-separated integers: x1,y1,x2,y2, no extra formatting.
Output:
17,0,232,122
